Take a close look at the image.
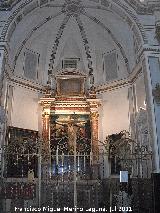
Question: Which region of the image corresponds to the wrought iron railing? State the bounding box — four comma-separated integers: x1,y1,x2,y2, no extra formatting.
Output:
0,134,154,213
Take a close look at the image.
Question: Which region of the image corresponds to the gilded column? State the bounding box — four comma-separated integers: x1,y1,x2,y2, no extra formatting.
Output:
90,112,99,155
42,112,50,153
90,111,100,179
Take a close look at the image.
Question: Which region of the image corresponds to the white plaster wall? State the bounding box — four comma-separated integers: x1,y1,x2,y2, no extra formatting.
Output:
13,13,65,84
11,86,39,130
99,87,130,140
53,17,88,73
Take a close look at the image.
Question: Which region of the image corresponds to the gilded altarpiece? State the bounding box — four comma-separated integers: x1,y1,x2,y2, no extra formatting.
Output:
39,70,101,162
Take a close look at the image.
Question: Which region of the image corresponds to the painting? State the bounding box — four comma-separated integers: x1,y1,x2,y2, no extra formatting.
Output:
50,114,91,153
5,127,38,178
57,78,84,96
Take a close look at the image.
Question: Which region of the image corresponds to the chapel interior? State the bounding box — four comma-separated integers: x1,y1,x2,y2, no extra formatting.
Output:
0,0,160,212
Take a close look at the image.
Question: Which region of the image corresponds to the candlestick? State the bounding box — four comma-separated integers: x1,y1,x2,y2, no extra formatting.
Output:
84,152,86,171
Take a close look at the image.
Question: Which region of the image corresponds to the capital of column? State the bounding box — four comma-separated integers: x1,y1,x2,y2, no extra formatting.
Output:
90,111,99,120
42,111,50,117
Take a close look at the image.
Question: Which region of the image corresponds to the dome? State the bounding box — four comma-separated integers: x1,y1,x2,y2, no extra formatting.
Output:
4,0,143,86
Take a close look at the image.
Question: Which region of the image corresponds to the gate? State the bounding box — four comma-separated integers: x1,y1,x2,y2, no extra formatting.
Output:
0,131,154,213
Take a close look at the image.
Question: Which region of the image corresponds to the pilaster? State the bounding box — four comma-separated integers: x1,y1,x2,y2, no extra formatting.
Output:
90,112,99,153
42,112,50,142
0,42,8,107
0,45,5,91
0,43,7,147
155,10,160,42
142,50,160,172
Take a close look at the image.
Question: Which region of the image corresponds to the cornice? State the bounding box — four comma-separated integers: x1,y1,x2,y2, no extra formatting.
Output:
5,70,45,92
137,45,160,60
55,68,87,78
4,62,143,94
143,46,160,53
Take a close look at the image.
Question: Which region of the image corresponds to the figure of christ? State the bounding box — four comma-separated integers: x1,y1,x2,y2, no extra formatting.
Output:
68,123,78,149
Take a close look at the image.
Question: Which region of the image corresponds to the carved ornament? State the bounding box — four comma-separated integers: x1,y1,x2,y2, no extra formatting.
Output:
90,112,99,119
62,0,84,16
89,86,97,99
156,25,160,42
153,83,160,105
0,0,16,10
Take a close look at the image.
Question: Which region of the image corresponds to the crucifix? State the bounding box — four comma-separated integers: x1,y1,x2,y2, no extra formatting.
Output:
56,113,86,212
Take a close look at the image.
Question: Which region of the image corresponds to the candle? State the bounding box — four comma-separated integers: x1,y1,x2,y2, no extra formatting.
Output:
68,152,70,171
78,152,80,172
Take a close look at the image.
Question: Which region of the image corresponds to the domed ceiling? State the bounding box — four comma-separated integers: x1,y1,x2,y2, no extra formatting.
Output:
5,0,140,85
